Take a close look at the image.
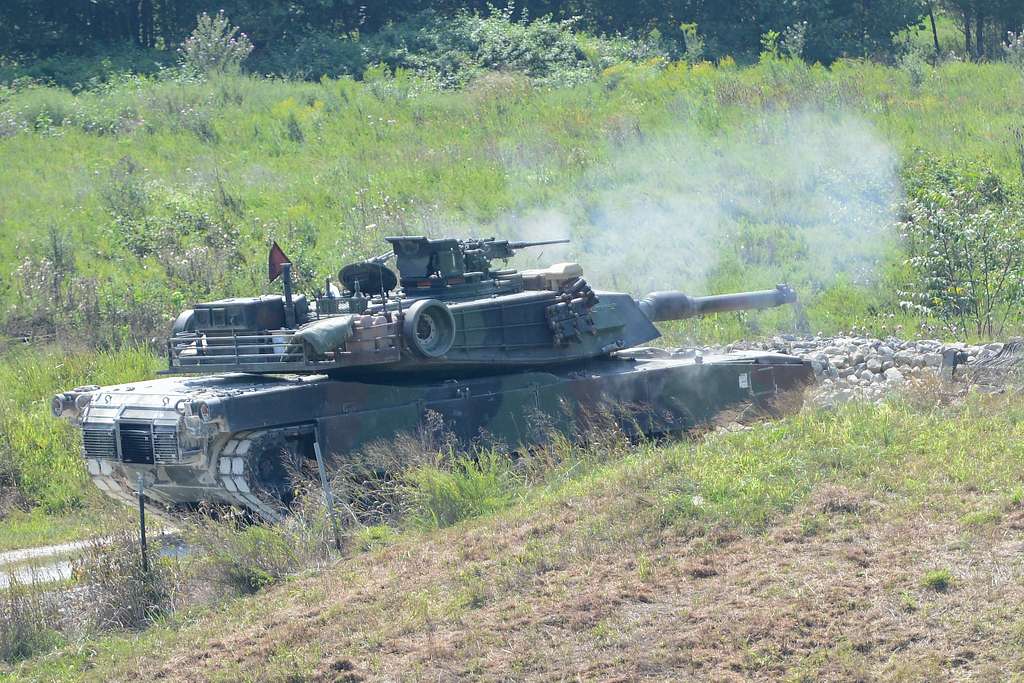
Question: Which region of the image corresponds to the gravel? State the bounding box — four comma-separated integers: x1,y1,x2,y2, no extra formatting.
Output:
696,335,1014,407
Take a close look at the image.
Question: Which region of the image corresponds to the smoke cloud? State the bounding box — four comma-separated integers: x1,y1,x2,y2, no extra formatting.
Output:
501,110,901,297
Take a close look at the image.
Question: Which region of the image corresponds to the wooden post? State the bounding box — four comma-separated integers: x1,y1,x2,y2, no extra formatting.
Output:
137,473,149,573
313,441,343,552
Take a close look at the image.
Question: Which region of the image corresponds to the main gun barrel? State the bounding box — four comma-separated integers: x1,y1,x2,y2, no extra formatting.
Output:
637,284,797,323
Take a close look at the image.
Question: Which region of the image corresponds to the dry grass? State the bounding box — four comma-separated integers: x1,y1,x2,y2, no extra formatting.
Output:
58,486,1020,683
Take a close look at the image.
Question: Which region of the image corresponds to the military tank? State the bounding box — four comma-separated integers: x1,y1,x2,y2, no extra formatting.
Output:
53,236,814,520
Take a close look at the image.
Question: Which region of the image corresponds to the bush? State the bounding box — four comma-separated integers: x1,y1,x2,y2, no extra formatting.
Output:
0,45,170,91
899,155,1024,338
254,32,366,81
344,9,665,88
179,12,254,77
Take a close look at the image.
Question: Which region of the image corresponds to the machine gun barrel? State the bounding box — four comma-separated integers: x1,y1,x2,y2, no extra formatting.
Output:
507,239,570,249
368,251,394,264
637,284,797,323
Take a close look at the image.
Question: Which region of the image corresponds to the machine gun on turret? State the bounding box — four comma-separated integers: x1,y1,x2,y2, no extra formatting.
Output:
385,235,569,290
460,237,570,274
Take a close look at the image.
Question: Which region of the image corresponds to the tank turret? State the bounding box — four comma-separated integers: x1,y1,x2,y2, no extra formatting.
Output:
163,236,801,377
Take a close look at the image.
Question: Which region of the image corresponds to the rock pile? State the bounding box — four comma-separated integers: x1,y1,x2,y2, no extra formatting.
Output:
714,336,1010,405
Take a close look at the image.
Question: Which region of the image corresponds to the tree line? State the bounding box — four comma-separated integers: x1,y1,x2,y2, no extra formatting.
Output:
1,1,1023,70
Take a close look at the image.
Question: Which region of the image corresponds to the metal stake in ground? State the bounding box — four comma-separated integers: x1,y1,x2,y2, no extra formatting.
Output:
137,472,149,573
313,441,343,552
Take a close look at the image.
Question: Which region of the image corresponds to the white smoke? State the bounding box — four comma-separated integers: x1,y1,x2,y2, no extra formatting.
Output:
501,110,901,296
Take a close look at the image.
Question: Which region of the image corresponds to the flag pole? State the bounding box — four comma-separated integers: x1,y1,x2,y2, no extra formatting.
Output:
282,263,296,328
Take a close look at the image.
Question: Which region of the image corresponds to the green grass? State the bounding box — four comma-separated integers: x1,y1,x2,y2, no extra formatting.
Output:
0,505,126,552
1,53,1023,542
921,568,953,592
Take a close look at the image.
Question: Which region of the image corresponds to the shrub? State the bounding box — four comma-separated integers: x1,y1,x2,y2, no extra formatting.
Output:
179,12,254,76
0,45,169,91
255,32,366,81
899,155,1024,338
356,8,658,88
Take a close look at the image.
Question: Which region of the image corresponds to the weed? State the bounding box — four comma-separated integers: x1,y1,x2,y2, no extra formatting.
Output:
454,565,490,609
960,509,1001,526
72,525,180,630
921,568,953,592
188,517,318,594
636,553,654,581
353,524,396,553
400,450,520,529
0,575,64,663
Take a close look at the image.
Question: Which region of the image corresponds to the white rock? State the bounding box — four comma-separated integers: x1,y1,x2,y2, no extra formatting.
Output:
866,357,883,373
924,352,942,367
884,368,904,382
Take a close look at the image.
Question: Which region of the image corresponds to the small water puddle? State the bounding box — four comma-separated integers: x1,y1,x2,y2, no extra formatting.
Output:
0,532,186,589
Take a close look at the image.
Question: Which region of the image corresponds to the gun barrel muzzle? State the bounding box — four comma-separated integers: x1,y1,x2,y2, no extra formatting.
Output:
638,284,797,323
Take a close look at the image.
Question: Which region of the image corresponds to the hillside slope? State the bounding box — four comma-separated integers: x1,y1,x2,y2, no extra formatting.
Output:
14,393,1024,681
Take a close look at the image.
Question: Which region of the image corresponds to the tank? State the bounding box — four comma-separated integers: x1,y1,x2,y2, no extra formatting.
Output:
52,236,814,520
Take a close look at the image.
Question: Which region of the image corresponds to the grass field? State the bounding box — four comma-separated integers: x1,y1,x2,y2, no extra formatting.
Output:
7,390,1024,680
0,347,159,542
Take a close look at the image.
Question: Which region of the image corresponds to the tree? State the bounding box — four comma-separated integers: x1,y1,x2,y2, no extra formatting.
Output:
900,156,1024,338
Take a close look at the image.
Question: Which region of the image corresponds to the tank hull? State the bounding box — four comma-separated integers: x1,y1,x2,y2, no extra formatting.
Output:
65,351,813,520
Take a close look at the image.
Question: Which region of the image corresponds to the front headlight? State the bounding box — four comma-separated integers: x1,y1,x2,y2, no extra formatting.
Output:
51,389,95,420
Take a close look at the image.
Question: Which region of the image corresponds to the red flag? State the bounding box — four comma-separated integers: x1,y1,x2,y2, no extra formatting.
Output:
268,241,291,283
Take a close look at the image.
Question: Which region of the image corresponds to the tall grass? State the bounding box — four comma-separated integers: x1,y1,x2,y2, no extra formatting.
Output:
399,450,522,529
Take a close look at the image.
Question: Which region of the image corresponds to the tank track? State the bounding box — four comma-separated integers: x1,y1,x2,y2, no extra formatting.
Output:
216,430,296,522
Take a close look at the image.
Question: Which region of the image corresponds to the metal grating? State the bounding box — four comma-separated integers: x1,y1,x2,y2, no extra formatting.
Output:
82,429,116,458
119,423,154,464
153,430,180,464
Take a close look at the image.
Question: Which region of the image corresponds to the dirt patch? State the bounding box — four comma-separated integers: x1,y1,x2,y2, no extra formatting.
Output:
115,482,1024,682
